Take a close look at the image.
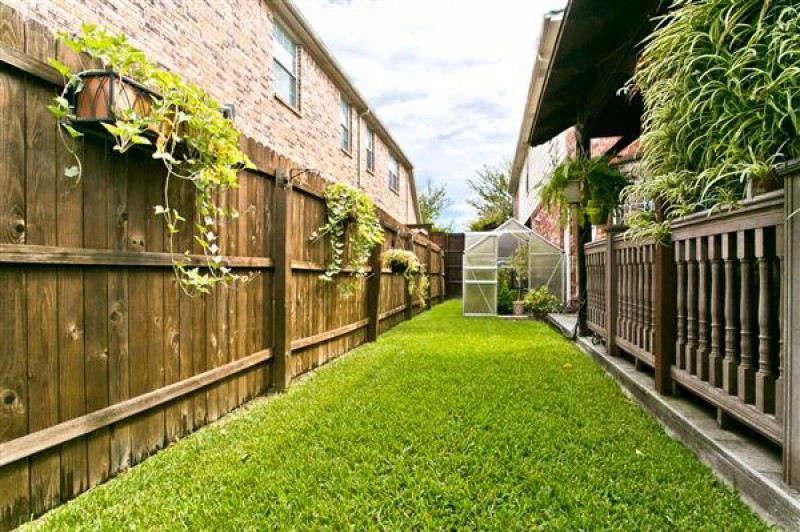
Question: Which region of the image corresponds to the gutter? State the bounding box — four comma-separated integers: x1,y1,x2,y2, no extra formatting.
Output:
509,10,564,194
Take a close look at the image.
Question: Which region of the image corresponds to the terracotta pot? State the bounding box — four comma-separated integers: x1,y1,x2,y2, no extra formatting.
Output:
512,301,525,316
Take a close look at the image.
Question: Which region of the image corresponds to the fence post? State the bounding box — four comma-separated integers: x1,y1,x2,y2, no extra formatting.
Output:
367,241,383,341
426,241,433,307
653,236,677,395
783,161,800,486
605,226,624,356
271,168,293,391
404,233,413,320
440,248,446,303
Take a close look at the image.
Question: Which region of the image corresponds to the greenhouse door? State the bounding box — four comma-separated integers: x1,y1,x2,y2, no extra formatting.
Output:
462,233,498,316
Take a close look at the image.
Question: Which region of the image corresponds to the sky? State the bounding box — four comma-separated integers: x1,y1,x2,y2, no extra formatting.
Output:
293,0,566,230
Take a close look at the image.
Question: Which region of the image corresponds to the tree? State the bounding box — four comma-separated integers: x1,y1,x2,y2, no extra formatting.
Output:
418,178,453,232
467,160,513,231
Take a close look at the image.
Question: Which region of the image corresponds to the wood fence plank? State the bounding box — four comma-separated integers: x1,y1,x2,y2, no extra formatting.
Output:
83,141,110,488
23,18,61,517
0,266,29,529
164,276,181,443
144,162,166,456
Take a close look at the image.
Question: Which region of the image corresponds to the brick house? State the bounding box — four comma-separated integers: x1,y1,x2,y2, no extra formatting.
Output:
6,0,421,224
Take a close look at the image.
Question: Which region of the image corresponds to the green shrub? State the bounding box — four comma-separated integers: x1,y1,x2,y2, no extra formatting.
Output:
523,285,561,318
497,269,514,315
624,0,800,235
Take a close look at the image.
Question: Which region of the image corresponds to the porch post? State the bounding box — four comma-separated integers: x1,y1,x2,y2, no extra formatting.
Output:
605,225,625,356
575,123,591,335
782,161,800,485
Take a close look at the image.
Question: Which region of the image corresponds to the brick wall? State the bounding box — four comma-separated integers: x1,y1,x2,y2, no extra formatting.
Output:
6,0,418,224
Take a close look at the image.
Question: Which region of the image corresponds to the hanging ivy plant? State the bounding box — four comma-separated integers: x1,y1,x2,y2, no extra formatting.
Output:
382,248,429,308
47,24,253,295
310,183,384,297
539,157,628,226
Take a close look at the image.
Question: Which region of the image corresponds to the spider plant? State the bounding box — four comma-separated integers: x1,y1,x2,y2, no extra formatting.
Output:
624,0,800,236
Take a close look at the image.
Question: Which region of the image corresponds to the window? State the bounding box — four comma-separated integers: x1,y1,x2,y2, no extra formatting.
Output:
366,128,375,172
340,97,351,151
273,22,298,108
388,155,399,192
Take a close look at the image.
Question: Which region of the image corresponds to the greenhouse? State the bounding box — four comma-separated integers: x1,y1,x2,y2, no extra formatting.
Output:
462,218,564,316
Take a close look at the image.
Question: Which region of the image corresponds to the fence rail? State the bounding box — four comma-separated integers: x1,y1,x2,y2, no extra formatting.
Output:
0,12,444,529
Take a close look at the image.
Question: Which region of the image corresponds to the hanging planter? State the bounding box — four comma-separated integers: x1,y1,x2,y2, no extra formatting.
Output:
70,70,156,122
310,183,385,298
586,199,607,225
382,248,429,308
383,249,417,275
48,25,253,295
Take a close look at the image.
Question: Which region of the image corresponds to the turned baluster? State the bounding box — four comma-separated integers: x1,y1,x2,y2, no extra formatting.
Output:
722,233,738,395
644,245,653,353
685,239,698,375
709,235,723,386
629,246,637,342
600,251,606,326
620,248,628,340
647,244,652,354
637,246,645,349
755,227,776,414
696,236,710,380
738,230,756,404
675,240,687,370
776,224,785,422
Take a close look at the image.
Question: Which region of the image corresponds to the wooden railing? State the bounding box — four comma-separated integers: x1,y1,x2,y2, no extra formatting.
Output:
585,241,606,336
670,191,783,442
582,191,784,445
615,237,657,367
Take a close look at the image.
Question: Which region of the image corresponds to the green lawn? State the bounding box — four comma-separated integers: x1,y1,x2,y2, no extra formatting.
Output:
28,300,767,531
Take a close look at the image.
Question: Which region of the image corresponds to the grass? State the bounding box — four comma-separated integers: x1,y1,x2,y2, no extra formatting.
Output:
27,300,767,531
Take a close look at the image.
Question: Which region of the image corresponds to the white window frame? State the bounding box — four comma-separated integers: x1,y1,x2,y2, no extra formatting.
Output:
273,22,299,109
388,155,399,192
340,97,352,152
366,128,375,172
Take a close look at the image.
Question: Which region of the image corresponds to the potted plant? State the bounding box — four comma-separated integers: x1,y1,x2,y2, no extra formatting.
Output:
47,25,253,295
586,199,607,225
381,248,430,308
311,183,384,297
523,285,561,320
508,243,529,316
540,157,628,227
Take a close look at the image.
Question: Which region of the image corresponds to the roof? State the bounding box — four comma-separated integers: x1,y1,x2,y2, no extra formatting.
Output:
272,0,421,223
509,11,563,194
526,0,665,146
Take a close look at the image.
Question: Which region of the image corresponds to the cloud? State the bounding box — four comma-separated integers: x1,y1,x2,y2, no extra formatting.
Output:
294,0,566,230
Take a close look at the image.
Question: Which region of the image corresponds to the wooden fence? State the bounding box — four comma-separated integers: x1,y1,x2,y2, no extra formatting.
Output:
584,190,784,447
431,232,464,298
0,11,444,529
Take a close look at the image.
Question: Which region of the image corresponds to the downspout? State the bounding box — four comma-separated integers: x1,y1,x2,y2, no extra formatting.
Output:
357,107,371,188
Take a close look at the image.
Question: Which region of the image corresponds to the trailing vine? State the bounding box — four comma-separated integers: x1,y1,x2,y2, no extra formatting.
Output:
382,248,429,308
623,0,800,237
47,24,253,295
310,183,384,297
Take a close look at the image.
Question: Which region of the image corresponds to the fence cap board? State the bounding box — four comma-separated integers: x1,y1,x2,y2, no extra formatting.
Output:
671,190,784,240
